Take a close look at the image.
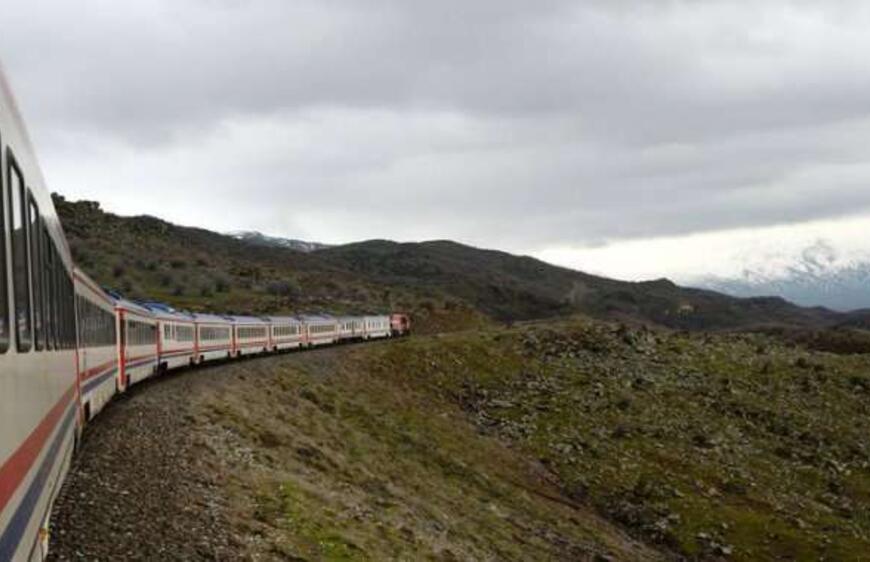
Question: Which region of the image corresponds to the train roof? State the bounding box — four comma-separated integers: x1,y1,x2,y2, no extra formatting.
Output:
297,314,337,323
113,297,155,318
262,316,304,324
140,301,195,321
225,315,269,325
73,267,115,307
191,312,232,324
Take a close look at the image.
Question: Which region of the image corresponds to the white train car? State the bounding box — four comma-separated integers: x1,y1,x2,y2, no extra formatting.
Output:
115,298,158,389
363,315,392,339
301,315,339,347
0,70,80,561
74,268,118,422
264,316,305,351
337,317,365,342
229,316,269,357
144,303,196,372
193,313,233,363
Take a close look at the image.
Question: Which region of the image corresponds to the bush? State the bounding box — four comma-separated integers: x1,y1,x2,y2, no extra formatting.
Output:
266,280,301,299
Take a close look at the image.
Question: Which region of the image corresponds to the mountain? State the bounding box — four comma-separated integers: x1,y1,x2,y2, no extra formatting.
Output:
54,195,849,332
696,240,870,312
317,239,846,330
227,230,332,253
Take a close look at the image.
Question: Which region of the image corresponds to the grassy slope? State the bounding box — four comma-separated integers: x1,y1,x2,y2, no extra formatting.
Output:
191,346,660,561
355,322,870,561
185,319,870,561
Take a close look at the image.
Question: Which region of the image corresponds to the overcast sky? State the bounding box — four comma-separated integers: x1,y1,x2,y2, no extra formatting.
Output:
2,0,870,283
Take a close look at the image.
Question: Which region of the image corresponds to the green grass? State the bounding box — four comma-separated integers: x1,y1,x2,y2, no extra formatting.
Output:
358,319,870,560
191,342,658,561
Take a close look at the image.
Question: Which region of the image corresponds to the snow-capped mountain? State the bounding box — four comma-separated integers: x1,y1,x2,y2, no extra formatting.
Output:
695,240,870,312
228,231,332,253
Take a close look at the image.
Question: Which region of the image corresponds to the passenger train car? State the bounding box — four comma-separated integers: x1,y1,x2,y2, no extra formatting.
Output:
0,70,79,562
0,67,411,561
74,268,117,422
144,302,197,372
192,313,233,363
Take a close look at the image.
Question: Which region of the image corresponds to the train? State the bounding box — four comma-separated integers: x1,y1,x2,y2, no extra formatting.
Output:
0,67,411,561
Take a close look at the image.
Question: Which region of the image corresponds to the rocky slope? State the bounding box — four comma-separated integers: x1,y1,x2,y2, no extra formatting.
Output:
366,321,870,560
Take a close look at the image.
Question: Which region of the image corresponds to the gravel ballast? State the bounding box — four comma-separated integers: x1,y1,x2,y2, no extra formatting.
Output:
48,364,246,561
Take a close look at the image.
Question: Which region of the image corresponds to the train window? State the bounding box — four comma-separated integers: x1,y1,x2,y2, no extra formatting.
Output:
65,273,75,348
0,134,6,353
126,319,156,346
201,326,230,341
43,238,55,350
29,200,43,351
8,154,31,352
41,227,51,350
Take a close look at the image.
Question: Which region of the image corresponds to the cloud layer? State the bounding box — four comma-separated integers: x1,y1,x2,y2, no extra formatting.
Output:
2,0,870,271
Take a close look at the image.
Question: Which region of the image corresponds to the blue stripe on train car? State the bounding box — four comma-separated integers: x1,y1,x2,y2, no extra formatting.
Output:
126,358,157,370
0,405,76,561
81,369,117,396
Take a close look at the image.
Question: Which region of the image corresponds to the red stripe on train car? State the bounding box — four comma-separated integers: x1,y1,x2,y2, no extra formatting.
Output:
0,385,76,514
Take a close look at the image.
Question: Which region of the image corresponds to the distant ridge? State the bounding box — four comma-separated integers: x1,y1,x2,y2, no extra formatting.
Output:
227,230,332,253
696,239,870,311
55,195,852,332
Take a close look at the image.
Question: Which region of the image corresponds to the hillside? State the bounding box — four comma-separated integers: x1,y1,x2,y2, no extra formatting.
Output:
50,319,870,560
54,195,846,331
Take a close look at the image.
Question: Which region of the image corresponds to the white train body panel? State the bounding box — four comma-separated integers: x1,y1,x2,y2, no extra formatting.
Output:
0,69,80,561
301,315,339,346
116,301,158,389
265,316,304,351
337,317,365,342
193,314,232,362
147,305,196,371
74,269,118,421
363,315,391,339
230,316,269,357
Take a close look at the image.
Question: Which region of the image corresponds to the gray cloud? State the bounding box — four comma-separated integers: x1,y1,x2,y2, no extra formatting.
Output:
2,0,870,255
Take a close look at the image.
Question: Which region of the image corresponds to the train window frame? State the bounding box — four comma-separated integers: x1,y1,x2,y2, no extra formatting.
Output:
7,151,32,352
29,197,43,351
41,226,51,350
0,130,6,354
